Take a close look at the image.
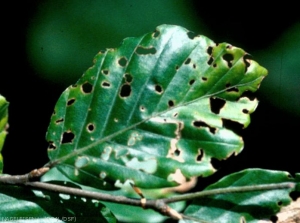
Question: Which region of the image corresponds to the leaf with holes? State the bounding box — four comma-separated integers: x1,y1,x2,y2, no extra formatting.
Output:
46,24,267,190
0,95,9,174
181,169,300,223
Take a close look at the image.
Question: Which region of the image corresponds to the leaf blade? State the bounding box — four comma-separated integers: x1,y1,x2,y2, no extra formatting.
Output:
46,24,267,190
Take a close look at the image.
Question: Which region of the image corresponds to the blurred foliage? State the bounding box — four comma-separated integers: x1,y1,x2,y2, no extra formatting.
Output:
256,23,300,115
26,0,207,84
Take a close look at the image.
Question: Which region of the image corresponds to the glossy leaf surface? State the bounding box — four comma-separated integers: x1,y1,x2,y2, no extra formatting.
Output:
182,169,300,223
0,95,9,174
0,183,116,223
46,24,267,190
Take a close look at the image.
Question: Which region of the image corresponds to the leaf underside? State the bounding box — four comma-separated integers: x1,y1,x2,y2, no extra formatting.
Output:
182,169,300,223
46,24,267,190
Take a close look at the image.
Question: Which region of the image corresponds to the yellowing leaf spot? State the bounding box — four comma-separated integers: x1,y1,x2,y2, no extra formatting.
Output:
167,169,186,185
101,146,112,161
126,157,157,174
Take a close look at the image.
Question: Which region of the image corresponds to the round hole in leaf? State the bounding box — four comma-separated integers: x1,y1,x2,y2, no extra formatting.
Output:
118,57,128,67
102,69,109,75
155,85,163,94
193,64,196,69
168,100,174,107
61,131,75,144
87,123,95,132
67,98,76,106
202,77,208,81
81,82,93,94
124,73,133,83
242,109,249,114
174,148,181,156
120,84,131,98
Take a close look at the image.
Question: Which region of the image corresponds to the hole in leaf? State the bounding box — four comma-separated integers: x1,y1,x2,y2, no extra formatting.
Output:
175,65,179,70
223,53,234,68
242,109,249,114
290,191,300,201
48,141,56,150
184,58,191,65
174,148,181,156
81,82,93,94
102,69,109,75
277,201,283,206
187,31,197,39
213,63,217,68
207,46,213,56
193,64,196,69
196,149,204,162
61,131,75,144
222,119,244,136
210,97,226,114
136,46,157,55
193,121,216,134
153,29,160,38
55,118,64,124
118,57,128,67
270,215,278,223
243,54,252,73
155,85,163,94
124,73,133,83
226,87,239,93
241,91,256,101
87,123,95,132
67,98,76,106
202,77,208,81
189,79,195,85
207,57,214,66
173,112,178,118
102,81,111,88
168,100,174,107
226,44,232,49
120,84,131,98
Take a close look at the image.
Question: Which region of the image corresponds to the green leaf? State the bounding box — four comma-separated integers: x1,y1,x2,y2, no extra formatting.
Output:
0,183,116,223
182,169,300,223
0,95,9,174
46,24,267,190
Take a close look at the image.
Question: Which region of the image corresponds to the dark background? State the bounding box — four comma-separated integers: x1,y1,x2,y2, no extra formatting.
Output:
1,0,299,194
